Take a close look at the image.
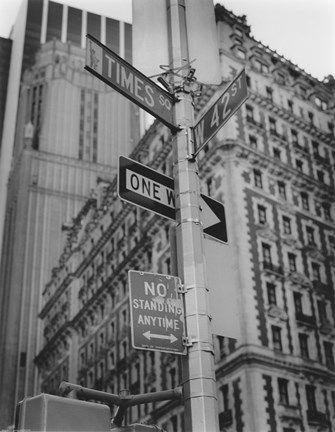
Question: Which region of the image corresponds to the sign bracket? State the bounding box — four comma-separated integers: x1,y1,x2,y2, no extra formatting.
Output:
182,336,193,347
177,283,186,294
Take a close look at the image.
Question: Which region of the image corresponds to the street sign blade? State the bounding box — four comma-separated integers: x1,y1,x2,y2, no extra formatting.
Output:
193,69,248,155
118,156,176,220
128,271,186,355
85,34,178,132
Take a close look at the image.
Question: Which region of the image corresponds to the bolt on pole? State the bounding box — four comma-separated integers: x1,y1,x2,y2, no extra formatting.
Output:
167,0,219,431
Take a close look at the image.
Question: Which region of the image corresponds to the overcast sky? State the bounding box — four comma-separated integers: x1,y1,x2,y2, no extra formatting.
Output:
0,0,334,81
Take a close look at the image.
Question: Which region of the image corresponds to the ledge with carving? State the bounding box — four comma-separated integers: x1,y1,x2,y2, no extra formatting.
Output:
286,271,312,289
319,320,335,337
281,234,302,249
262,261,284,277
278,404,302,424
256,223,278,242
295,312,316,328
267,304,288,322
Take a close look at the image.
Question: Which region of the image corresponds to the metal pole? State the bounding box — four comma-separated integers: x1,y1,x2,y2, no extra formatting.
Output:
167,1,219,431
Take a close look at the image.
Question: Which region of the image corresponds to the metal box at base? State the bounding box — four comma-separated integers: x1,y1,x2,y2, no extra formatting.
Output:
15,393,111,431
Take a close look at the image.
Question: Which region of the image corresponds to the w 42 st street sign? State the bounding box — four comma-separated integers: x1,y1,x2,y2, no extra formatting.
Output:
193,69,248,155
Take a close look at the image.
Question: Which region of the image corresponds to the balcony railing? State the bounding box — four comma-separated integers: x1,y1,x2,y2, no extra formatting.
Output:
219,409,233,428
312,280,330,295
246,116,264,129
263,261,283,275
278,404,301,422
306,410,329,427
270,129,287,142
296,312,316,327
293,141,309,154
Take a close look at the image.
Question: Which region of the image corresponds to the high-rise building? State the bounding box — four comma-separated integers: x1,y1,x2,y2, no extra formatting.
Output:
33,4,335,432
0,0,139,427
0,37,12,144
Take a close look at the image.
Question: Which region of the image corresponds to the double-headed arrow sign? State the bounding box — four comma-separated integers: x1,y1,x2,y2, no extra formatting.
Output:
118,156,228,243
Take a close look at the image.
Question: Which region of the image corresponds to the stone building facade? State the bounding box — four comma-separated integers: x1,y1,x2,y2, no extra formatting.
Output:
13,3,335,432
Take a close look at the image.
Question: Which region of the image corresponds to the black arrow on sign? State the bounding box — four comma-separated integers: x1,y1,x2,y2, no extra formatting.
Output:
201,194,228,243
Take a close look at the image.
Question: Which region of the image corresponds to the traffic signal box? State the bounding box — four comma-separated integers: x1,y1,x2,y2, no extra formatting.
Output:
15,393,111,431
15,394,165,432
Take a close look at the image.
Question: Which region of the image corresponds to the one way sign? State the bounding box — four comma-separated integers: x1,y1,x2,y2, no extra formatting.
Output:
119,156,228,243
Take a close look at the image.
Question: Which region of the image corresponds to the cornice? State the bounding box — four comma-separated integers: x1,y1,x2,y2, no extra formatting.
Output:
215,345,335,386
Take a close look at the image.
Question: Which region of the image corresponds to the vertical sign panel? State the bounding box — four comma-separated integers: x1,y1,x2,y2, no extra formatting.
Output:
129,271,186,355
193,69,248,155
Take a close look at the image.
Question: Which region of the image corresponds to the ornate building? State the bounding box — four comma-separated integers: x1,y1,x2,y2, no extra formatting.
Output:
16,3,335,432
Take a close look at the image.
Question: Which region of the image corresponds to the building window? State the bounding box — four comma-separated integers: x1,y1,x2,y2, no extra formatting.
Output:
296,159,303,172
324,342,335,369
299,333,309,359
291,129,298,144
288,253,297,273
311,262,321,281
206,177,213,196
109,351,115,368
332,391,335,415
236,47,246,59
305,385,317,413
308,111,314,125
254,59,267,73
257,205,267,225
276,72,286,85
262,243,272,267
329,235,335,254
246,74,251,87
273,147,281,160
254,169,263,188
316,170,324,183
314,96,328,111
267,282,277,305
269,117,277,134
293,292,303,315
317,300,328,324
300,86,308,99
278,378,289,405
221,384,229,411
272,326,283,351
266,86,273,101
282,216,292,235
278,181,286,200
301,193,309,211
306,226,315,245
323,203,331,221
312,140,319,156
249,134,257,148
246,104,255,122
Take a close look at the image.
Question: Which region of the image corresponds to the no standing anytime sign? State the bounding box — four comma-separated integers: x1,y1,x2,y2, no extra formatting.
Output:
129,271,186,355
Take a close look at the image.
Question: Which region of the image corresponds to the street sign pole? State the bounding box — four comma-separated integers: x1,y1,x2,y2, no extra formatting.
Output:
168,0,219,430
